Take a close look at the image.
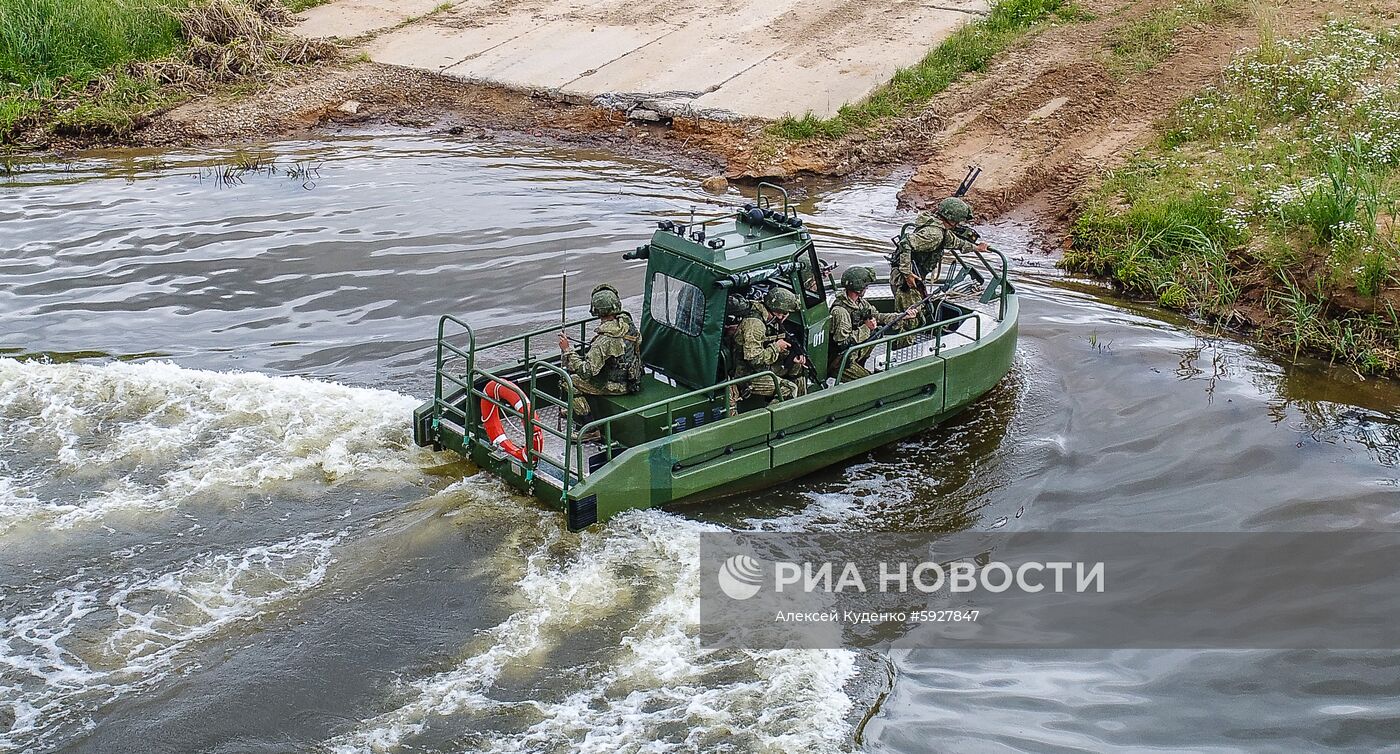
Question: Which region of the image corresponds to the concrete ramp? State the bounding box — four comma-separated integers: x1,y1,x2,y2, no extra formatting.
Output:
295,0,989,120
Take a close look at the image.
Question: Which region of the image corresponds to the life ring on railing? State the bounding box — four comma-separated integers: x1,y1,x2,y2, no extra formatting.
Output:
480,380,544,462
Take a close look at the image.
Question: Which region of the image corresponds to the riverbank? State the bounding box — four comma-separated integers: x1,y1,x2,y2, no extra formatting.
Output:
4,0,1395,375
1066,21,1400,375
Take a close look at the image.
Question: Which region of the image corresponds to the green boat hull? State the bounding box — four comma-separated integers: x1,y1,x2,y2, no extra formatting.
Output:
414,296,1017,527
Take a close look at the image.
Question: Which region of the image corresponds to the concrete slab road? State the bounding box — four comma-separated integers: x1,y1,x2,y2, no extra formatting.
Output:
295,0,989,120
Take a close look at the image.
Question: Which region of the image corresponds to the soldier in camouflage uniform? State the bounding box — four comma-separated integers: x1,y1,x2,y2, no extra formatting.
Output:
732,288,806,401
828,267,920,381
890,197,989,332
557,284,642,432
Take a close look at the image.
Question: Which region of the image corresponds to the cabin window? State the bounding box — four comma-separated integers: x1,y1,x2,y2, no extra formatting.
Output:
796,247,825,307
649,273,705,336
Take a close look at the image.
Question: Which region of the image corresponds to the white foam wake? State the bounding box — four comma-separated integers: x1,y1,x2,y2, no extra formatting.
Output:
0,531,342,751
330,510,858,753
0,359,427,531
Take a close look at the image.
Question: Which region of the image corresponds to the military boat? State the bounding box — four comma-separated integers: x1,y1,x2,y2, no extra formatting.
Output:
412,184,1017,530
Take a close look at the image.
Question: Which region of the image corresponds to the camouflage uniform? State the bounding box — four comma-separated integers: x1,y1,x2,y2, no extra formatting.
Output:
732,304,804,400
563,312,641,416
890,211,981,329
828,295,902,381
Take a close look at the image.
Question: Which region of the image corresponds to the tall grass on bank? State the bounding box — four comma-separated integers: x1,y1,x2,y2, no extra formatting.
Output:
1,0,333,145
0,0,184,92
770,0,1081,140
1067,22,1400,373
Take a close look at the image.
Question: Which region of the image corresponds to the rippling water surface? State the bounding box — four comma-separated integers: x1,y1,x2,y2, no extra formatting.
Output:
3,134,1399,753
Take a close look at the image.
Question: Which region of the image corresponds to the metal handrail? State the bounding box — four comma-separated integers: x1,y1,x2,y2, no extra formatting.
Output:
756,181,793,217
527,361,578,490
474,315,599,368
435,315,476,429
573,370,786,471
834,312,983,384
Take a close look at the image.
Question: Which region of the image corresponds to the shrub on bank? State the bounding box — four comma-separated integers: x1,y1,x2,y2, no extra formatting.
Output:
1067,23,1400,374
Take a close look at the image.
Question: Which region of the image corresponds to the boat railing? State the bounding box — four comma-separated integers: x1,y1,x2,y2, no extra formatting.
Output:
833,312,983,385
895,223,1013,320
433,313,597,444
433,315,477,432
464,362,574,486
526,359,576,480
478,315,600,368
569,371,787,482
440,313,788,494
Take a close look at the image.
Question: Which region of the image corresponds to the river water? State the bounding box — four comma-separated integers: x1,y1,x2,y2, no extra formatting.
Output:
2,134,1398,753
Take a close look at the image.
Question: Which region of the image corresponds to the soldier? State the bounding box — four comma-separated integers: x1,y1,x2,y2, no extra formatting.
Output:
557,284,642,434
828,266,920,381
890,196,989,331
733,287,807,401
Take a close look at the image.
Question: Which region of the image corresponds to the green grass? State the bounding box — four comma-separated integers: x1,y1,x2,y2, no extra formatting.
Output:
284,0,329,10
1107,0,1246,74
1067,22,1400,374
770,0,1081,140
0,0,184,91
0,0,187,142
1,0,331,146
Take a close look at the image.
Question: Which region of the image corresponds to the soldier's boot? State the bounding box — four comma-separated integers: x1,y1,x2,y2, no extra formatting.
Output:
568,396,601,442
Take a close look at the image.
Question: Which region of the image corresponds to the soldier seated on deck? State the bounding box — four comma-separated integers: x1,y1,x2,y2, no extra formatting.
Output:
558,284,642,439
890,196,989,332
829,267,919,382
732,288,807,402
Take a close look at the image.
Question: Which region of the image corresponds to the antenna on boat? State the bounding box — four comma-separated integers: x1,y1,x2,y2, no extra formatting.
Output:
561,271,568,327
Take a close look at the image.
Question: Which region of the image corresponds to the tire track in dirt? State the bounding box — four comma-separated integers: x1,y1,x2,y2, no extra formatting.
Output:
894,0,1252,219
893,0,1351,226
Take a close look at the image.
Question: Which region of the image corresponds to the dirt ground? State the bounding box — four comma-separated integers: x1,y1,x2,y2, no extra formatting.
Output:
136,0,1352,236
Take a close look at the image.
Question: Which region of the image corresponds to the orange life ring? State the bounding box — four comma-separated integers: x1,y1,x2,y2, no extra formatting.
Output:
480,380,544,462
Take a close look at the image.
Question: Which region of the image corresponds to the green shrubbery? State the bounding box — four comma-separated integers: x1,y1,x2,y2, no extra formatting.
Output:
770,0,1082,140
1068,22,1400,373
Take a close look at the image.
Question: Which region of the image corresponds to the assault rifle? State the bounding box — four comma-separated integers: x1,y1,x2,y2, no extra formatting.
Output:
763,321,823,389
866,289,946,346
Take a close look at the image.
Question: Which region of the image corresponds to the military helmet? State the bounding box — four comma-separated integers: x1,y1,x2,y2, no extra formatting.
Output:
840,266,877,292
763,287,801,314
589,283,623,317
934,197,973,224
